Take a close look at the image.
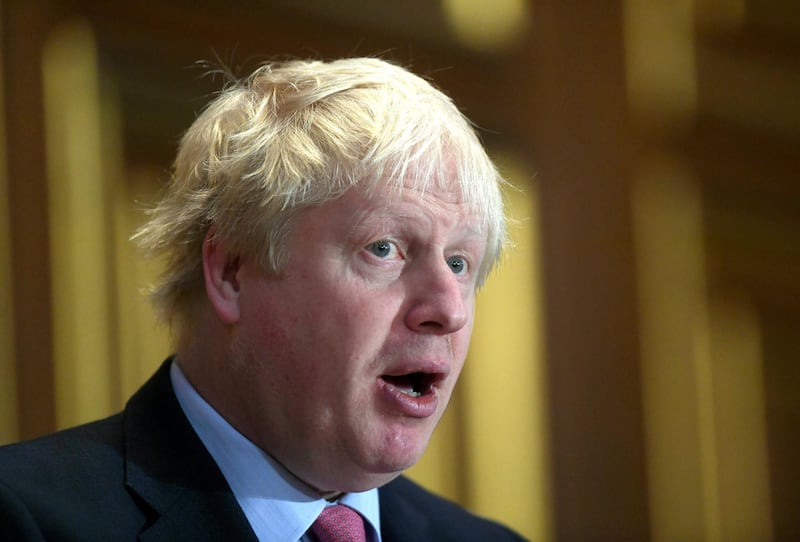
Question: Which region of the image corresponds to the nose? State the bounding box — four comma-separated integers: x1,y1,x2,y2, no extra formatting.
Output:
404,260,470,335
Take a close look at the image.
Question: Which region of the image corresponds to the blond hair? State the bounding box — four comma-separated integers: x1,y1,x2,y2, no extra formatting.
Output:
134,57,507,335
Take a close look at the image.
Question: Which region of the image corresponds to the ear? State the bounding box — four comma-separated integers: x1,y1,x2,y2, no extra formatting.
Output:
202,228,242,325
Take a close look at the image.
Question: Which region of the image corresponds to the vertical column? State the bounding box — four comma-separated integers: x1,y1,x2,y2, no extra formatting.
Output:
0,2,19,445
3,0,58,440
632,161,714,541
42,20,114,428
708,296,773,542
528,2,650,540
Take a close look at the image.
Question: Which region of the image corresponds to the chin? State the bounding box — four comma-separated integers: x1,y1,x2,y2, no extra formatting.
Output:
372,431,430,473
330,443,428,493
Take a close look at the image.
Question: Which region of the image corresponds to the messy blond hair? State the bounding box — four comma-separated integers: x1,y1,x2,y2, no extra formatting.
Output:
134,57,507,336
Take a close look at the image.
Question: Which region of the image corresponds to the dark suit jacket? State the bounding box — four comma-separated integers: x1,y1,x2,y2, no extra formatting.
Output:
0,361,526,541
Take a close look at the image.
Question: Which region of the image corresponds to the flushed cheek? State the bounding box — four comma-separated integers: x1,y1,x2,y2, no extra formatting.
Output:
311,287,392,343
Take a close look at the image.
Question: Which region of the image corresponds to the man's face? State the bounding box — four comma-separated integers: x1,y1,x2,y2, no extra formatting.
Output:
228,177,487,493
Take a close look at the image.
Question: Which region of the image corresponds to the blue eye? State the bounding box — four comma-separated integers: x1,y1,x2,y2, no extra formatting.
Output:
446,256,468,275
368,240,398,259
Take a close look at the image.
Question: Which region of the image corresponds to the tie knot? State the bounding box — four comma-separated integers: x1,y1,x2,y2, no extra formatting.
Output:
310,504,367,542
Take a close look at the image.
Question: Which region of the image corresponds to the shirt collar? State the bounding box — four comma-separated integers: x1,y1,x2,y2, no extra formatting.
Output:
170,360,381,542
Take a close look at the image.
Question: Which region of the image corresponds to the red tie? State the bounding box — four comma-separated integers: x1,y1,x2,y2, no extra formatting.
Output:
310,504,367,542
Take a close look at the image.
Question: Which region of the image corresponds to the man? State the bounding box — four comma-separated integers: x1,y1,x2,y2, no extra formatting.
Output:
0,58,525,541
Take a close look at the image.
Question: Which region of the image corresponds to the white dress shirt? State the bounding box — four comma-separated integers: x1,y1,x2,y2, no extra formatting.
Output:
170,361,382,542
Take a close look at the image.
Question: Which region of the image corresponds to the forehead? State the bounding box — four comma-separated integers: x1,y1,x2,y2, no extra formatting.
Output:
292,178,486,242
367,158,489,210
355,177,483,225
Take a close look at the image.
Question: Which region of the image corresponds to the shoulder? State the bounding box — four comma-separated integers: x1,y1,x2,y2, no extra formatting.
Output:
0,359,175,489
0,414,145,540
0,413,125,486
379,476,527,542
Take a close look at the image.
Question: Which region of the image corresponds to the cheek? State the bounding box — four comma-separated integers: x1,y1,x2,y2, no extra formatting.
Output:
314,282,400,340
455,309,476,354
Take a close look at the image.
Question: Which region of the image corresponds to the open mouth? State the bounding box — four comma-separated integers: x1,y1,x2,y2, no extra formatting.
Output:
381,372,437,398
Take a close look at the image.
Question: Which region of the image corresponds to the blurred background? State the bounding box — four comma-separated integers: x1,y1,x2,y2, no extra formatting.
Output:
1,1,798,541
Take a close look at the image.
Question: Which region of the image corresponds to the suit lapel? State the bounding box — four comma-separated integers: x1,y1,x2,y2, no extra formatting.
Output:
379,478,436,542
123,360,258,542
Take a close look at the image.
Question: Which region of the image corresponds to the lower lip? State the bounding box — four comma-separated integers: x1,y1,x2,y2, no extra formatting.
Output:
377,379,439,418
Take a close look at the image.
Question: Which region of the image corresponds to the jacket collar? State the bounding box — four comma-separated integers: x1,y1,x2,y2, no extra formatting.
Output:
122,359,257,541
378,478,435,542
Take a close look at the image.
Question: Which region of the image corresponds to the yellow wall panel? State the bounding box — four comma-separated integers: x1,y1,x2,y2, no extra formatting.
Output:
0,5,19,444
42,20,114,428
